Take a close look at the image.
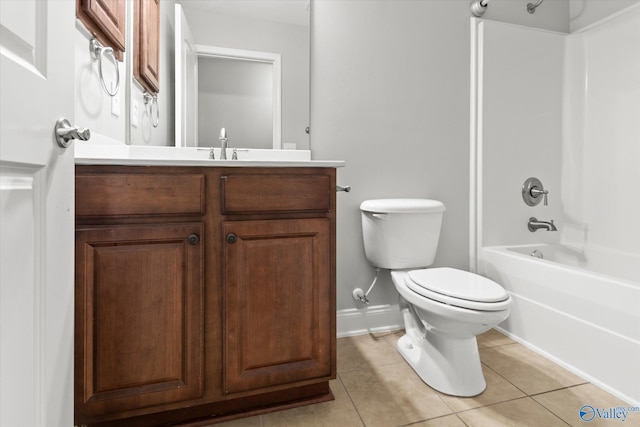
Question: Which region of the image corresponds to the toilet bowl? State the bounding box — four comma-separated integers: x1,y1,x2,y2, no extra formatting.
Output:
360,199,512,397
391,269,511,396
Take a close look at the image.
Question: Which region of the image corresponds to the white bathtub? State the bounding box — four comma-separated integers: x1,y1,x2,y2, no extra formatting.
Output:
479,244,640,405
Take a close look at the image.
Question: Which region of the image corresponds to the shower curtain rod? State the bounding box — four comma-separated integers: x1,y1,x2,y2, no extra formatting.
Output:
470,0,545,17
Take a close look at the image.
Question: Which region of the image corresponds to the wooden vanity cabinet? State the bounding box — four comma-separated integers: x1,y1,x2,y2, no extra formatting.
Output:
75,166,336,426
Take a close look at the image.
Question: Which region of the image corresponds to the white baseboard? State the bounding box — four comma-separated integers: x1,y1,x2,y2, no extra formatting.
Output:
336,304,403,338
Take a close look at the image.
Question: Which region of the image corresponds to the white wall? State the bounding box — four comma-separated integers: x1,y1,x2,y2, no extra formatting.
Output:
311,1,473,318
74,22,126,144
562,5,640,253
479,21,566,247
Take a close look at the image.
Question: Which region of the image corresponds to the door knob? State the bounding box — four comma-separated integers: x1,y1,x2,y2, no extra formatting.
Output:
226,233,238,244
55,118,90,148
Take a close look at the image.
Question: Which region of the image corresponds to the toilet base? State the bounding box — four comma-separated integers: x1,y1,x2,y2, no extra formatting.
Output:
396,332,486,397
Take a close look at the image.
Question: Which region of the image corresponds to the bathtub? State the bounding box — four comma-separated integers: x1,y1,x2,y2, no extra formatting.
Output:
479,244,640,405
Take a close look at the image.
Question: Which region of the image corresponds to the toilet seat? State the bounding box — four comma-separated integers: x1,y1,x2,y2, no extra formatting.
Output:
406,268,511,311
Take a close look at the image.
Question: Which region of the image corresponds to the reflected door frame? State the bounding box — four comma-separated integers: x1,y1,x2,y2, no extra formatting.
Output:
195,44,281,149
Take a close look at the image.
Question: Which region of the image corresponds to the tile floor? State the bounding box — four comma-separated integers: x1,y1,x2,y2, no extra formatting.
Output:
212,329,640,427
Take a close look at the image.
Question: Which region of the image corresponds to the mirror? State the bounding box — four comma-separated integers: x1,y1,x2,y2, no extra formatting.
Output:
176,0,310,150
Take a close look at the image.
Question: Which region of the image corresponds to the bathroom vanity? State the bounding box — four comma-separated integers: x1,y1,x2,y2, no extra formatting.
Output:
74,155,340,426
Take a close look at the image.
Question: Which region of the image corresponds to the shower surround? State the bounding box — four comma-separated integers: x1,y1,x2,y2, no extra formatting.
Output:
472,5,640,405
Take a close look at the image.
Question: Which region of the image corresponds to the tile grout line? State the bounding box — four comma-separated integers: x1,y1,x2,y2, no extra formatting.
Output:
337,373,368,427
528,395,573,426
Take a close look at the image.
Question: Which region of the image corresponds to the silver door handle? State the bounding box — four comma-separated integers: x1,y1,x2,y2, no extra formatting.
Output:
55,118,90,148
336,185,351,192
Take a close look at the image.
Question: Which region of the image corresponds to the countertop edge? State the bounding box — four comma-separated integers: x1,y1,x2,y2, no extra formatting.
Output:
75,158,345,168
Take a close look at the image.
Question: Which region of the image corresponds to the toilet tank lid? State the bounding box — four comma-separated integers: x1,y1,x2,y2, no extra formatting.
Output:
360,199,446,213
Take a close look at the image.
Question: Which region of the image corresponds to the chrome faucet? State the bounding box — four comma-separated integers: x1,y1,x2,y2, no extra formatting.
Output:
528,217,557,232
219,128,228,160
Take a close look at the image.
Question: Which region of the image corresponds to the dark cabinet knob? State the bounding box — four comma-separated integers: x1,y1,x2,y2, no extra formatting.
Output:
226,233,238,244
187,234,200,245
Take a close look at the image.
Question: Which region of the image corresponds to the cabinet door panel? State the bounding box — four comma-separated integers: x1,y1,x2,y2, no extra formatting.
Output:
224,219,331,393
80,0,126,51
134,0,160,93
75,223,204,419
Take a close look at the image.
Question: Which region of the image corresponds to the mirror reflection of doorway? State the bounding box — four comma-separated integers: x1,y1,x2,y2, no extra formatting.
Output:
198,57,273,149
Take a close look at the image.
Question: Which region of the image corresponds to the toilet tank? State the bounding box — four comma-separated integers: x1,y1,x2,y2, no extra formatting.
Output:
360,199,446,269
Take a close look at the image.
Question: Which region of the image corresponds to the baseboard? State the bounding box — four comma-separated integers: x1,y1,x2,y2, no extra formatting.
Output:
336,304,403,338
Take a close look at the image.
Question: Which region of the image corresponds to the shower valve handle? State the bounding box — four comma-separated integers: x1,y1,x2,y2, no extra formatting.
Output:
522,178,548,207
530,187,548,206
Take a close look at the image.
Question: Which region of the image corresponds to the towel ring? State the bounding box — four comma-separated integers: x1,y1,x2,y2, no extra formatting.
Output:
90,38,120,97
144,92,159,128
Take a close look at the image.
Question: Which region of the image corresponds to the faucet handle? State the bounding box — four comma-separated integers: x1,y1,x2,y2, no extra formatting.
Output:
530,187,548,206
523,177,549,206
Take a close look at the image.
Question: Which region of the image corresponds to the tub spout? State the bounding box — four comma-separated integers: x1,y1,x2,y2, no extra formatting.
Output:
528,217,557,232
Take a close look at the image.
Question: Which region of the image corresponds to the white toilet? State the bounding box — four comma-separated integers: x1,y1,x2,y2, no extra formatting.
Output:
360,199,511,397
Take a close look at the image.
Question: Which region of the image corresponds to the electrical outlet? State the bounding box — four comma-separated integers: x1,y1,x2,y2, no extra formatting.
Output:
110,83,120,117
131,100,139,128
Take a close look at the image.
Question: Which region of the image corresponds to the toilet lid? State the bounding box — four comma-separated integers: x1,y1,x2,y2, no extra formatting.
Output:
408,268,508,303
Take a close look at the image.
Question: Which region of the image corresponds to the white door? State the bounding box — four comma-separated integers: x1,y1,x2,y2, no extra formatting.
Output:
1,1,76,426
175,4,198,148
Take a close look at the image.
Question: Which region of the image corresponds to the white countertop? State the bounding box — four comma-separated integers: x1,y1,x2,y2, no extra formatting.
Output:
75,141,345,168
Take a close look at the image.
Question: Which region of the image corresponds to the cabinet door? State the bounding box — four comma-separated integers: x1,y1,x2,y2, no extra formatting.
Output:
78,0,126,60
75,223,204,421
223,219,332,394
134,0,160,93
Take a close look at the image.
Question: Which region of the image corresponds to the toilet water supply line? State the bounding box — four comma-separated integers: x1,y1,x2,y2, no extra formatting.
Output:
353,268,381,304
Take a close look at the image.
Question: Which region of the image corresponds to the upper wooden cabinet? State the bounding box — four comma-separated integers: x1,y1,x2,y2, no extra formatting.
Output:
134,0,161,94
77,0,126,61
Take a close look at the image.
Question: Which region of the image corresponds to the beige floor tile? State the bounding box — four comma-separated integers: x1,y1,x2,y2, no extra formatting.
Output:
477,329,515,349
480,343,586,395
408,414,468,427
457,397,568,427
533,383,640,427
437,365,525,412
262,379,363,427
337,333,404,373
207,414,262,427
340,362,452,427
